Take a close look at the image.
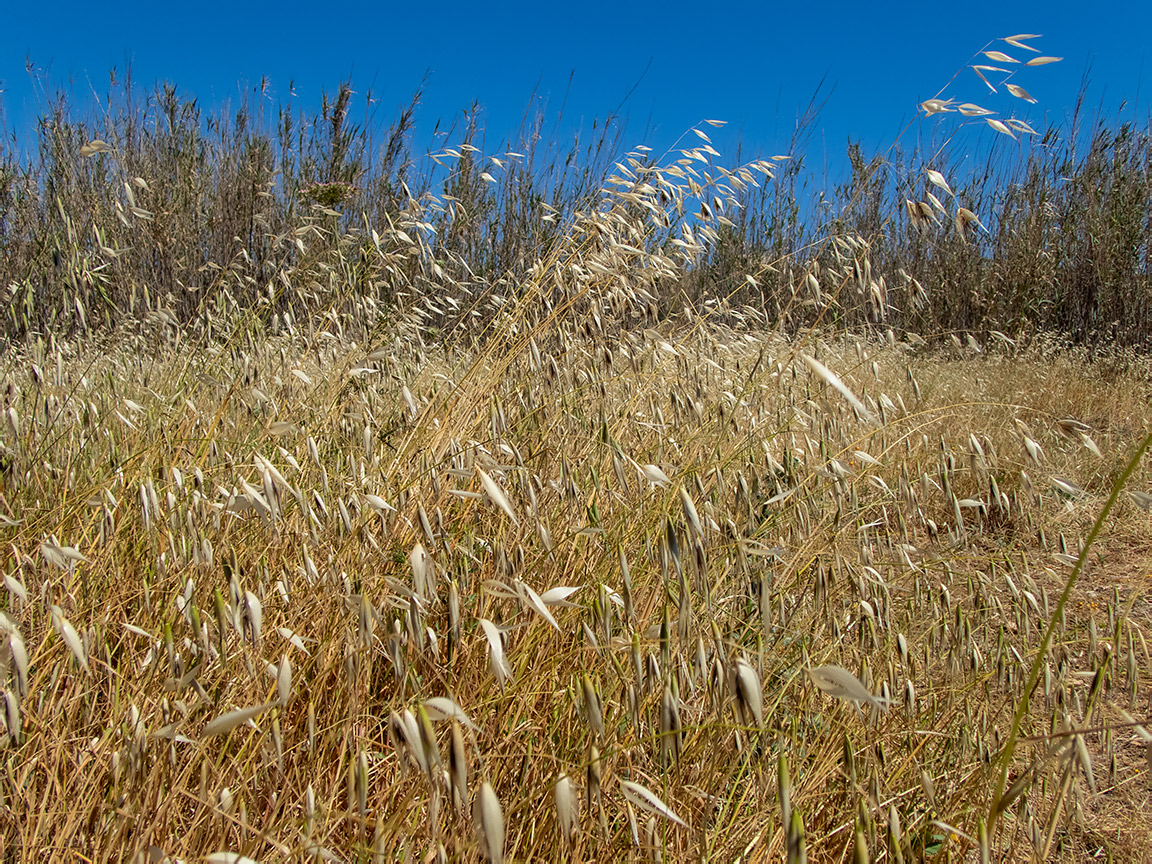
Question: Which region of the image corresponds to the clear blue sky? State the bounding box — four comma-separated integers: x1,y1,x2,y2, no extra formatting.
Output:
2,0,1149,173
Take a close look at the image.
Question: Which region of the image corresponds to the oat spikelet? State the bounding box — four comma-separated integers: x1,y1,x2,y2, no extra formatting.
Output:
449,720,468,811
638,462,672,487
479,619,513,688
806,665,889,710
517,580,560,631
680,486,703,539
477,467,519,526
202,702,272,737
50,606,89,674
475,781,504,863
422,696,478,730
801,354,874,423
734,658,764,727
555,773,577,846
277,655,292,708
620,779,687,827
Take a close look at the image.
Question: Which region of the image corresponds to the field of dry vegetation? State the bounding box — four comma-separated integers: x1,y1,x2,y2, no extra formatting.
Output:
1,34,1151,864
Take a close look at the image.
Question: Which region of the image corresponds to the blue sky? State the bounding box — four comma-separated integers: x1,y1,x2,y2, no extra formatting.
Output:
2,0,1149,173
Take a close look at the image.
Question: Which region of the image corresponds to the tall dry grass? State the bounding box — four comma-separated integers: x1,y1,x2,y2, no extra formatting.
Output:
0,34,1150,864
1,44,1150,347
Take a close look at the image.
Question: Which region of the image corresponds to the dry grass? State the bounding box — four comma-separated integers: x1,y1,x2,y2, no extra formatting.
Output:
1,311,1151,862
2,38,1151,348
1,34,1151,864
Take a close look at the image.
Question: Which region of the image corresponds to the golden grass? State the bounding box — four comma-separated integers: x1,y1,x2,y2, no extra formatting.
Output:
1,35,1151,862
1,312,1150,862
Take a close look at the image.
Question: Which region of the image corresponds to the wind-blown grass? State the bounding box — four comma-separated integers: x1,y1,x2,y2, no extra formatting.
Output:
0,34,1150,864
0,37,1150,347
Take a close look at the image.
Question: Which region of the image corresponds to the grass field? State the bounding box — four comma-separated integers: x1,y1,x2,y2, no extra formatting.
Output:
2,299,1152,862
1,34,1152,864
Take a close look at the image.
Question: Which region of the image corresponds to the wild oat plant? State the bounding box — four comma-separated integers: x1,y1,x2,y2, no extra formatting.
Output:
0,34,1150,864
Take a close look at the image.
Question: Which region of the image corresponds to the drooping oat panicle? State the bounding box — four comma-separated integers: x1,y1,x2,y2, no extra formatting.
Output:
4,33,1140,859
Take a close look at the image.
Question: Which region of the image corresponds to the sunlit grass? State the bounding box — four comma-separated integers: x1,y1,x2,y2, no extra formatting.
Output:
1,33,1151,864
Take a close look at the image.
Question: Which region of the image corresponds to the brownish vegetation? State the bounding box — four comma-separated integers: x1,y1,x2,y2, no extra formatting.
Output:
0,34,1150,864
